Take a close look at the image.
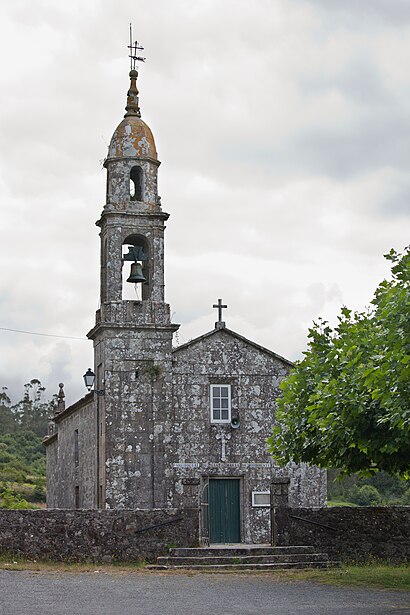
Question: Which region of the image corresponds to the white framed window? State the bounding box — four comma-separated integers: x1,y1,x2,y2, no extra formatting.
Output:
210,384,231,423
252,491,271,507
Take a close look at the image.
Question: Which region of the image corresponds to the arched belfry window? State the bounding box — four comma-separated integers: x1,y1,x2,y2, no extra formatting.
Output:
122,234,150,300
130,166,143,201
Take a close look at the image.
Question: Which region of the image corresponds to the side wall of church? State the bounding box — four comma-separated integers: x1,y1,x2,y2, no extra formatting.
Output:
46,398,97,509
169,330,326,544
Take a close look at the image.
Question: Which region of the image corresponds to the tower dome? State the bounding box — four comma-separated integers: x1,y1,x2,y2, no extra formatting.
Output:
107,68,158,161
108,116,157,160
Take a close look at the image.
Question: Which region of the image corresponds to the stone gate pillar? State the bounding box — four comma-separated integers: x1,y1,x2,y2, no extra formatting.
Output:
270,477,290,546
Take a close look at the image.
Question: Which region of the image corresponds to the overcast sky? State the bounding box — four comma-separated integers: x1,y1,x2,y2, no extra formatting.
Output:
0,0,409,406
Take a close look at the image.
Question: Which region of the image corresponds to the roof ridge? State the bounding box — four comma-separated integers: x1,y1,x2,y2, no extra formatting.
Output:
172,326,293,366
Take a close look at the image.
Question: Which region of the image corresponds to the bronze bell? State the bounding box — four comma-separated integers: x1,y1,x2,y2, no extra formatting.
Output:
127,262,146,284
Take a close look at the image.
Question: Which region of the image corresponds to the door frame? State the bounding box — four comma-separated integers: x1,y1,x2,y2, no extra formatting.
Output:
201,475,243,544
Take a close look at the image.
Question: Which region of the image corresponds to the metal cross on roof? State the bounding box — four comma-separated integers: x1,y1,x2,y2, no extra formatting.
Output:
128,23,146,71
213,299,227,329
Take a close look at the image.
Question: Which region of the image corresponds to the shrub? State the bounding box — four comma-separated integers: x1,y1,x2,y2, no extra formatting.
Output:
348,484,382,506
0,485,32,509
400,488,410,506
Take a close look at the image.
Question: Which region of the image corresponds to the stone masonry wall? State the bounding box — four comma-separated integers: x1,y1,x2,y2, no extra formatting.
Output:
45,395,97,509
0,508,198,563
274,506,410,562
170,329,327,544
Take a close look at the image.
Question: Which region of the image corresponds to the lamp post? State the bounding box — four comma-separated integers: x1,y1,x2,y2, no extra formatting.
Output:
83,368,105,396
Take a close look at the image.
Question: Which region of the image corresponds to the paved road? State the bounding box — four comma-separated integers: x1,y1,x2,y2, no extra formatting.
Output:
1,570,409,615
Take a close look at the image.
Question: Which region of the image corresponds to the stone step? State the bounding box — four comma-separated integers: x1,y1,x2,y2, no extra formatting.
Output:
147,561,341,572
157,553,330,566
169,545,316,558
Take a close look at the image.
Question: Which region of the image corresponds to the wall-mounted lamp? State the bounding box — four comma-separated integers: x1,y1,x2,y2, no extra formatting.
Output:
83,368,105,396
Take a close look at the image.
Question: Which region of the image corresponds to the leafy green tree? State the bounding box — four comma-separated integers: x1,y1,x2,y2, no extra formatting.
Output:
269,247,410,476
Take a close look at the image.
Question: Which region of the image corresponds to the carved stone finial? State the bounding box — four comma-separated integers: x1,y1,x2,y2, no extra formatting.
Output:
56,382,65,415
125,70,141,118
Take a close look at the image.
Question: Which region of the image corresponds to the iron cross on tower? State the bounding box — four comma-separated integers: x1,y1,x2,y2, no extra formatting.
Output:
128,23,146,70
213,299,227,329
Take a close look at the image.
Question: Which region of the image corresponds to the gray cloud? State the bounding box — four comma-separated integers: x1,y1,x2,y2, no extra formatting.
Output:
0,0,409,404
287,112,410,179
298,0,410,25
375,172,410,216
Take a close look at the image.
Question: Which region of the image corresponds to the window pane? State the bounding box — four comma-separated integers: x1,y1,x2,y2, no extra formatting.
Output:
210,384,231,423
253,492,271,506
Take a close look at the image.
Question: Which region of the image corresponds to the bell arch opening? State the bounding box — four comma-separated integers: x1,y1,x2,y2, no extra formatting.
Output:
130,166,143,201
122,234,150,300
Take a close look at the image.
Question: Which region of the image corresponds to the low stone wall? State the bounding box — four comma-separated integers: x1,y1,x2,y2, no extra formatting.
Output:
274,506,410,562
0,508,198,562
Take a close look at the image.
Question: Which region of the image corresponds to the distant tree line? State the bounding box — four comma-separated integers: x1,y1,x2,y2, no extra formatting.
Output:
0,380,55,508
328,469,410,507
0,379,55,437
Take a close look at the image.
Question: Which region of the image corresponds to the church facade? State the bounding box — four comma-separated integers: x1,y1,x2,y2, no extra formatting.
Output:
44,66,326,544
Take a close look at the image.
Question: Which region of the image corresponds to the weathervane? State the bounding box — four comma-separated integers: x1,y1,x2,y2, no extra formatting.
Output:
128,23,146,71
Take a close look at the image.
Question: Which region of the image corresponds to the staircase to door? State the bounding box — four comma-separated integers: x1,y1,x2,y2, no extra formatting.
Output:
148,545,340,571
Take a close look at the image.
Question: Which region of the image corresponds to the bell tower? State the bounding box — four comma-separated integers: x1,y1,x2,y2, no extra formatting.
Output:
88,47,179,509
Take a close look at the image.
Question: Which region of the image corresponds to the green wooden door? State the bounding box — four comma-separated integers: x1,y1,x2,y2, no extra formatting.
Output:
209,479,240,543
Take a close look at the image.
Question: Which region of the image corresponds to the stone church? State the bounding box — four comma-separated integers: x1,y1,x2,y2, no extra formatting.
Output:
44,64,326,544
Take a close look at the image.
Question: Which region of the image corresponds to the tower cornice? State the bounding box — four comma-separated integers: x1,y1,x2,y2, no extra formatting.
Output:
104,156,161,168
96,209,170,228
87,321,180,341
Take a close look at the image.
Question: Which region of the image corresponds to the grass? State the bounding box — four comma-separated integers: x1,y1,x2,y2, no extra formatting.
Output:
0,555,408,590
286,564,410,591
0,554,146,573
326,500,358,507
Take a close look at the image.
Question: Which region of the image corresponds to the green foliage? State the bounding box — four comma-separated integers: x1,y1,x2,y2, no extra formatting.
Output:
327,469,409,505
0,431,47,503
347,485,382,506
142,361,162,381
0,431,46,467
361,471,407,500
269,247,410,476
0,380,54,506
401,488,410,505
0,484,32,509
32,482,46,503
298,564,410,591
